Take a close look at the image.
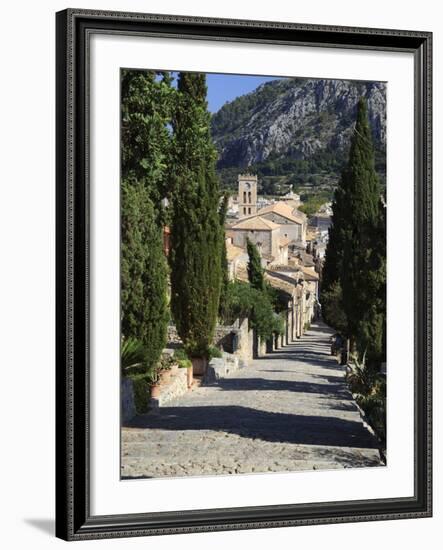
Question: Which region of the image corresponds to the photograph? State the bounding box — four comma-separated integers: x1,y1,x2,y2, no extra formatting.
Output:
120,69,387,480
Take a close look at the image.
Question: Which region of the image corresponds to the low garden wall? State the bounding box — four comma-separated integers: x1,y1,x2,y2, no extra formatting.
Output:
121,377,136,424
149,367,188,409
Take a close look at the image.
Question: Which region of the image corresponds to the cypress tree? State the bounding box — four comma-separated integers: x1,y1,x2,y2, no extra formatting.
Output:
121,179,169,368
339,98,385,364
246,238,266,291
169,72,223,357
120,70,171,368
219,194,230,316
321,184,347,329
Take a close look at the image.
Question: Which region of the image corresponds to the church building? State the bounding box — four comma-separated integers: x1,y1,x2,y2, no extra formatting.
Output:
238,174,258,218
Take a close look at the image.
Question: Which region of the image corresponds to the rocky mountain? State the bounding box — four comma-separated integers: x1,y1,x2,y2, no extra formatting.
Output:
211,77,386,193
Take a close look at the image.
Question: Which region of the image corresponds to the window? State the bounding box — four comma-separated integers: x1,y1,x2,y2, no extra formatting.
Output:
248,207,251,214
248,191,252,203
243,191,247,203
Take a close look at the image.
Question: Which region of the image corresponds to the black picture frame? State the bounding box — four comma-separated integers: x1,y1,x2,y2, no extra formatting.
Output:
55,8,432,541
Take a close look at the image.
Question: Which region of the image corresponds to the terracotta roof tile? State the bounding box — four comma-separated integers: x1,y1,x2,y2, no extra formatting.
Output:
231,216,280,231
257,202,306,224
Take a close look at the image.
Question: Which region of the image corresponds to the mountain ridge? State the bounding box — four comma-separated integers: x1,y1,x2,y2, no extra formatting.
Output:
210,77,386,194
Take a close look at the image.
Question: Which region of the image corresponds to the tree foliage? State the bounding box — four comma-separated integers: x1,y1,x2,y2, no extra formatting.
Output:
168,72,224,357
246,238,265,291
219,194,230,315
121,70,174,207
120,70,171,370
121,180,169,370
322,98,386,366
221,281,282,341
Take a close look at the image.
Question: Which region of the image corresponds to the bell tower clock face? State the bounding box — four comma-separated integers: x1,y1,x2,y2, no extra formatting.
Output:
245,182,251,190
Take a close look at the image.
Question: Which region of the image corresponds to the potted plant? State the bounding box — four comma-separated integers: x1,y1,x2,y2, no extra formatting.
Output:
148,369,161,399
158,353,175,384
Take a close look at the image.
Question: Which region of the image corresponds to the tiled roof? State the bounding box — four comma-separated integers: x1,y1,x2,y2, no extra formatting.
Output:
226,242,245,262
269,265,301,273
300,265,319,281
231,216,280,231
265,271,296,296
257,202,306,224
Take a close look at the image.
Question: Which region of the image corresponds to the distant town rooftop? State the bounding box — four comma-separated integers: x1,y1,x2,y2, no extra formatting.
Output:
231,216,280,231
257,202,306,224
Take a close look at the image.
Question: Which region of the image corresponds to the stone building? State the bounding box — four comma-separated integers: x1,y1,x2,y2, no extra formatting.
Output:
254,202,307,244
229,216,288,266
225,237,248,280
238,174,258,218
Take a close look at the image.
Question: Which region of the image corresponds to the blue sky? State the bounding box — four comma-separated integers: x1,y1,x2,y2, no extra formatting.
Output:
167,71,283,113
205,74,281,113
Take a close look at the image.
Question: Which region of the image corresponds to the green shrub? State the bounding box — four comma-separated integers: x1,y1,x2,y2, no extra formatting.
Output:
208,346,222,360
173,348,192,369
346,353,386,443
272,313,286,336
129,373,153,414
158,352,175,371
221,281,280,341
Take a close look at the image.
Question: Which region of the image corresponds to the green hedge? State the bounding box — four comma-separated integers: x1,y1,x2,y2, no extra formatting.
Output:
128,373,152,414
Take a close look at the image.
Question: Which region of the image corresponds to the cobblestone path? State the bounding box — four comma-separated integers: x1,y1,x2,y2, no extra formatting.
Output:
121,322,382,478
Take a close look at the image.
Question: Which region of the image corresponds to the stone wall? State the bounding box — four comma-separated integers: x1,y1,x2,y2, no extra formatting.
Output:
234,317,253,363
204,353,241,384
167,319,251,357
121,377,136,424
150,368,188,409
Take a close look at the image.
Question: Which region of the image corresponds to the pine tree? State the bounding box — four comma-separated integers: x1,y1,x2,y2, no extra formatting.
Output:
246,238,266,291
120,70,171,368
169,72,223,357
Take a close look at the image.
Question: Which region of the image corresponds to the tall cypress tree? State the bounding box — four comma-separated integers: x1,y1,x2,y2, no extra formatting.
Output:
322,98,385,365
120,70,171,368
321,184,347,329
340,98,385,364
169,72,223,357
246,238,266,291
121,179,169,368
219,193,230,315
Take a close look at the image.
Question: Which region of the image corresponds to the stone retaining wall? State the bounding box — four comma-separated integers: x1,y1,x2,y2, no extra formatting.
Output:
121,377,136,424
167,318,254,361
204,353,243,384
149,367,188,409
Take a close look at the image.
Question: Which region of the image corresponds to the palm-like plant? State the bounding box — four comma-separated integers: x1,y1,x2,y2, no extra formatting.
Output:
121,337,149,376
346,352,386,443
346,351,377,395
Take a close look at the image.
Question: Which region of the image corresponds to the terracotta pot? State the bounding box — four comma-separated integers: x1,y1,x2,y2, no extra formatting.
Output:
186,366,193,388
150,384,161,398
191,356,208,376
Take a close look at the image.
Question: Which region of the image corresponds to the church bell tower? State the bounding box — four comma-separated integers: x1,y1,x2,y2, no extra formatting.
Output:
238,174,258,218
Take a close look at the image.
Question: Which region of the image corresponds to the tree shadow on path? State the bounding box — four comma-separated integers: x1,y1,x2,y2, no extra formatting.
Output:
127,405,378,450
213,376,350,399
